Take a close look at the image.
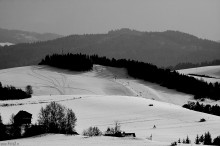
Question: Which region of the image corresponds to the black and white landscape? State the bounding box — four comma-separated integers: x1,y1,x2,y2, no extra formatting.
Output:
0,0,220,146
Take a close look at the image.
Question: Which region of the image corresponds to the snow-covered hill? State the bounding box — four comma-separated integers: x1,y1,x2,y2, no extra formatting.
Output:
0,65,134,96
0,65,220,145
178,65,220,83
0,65,192,105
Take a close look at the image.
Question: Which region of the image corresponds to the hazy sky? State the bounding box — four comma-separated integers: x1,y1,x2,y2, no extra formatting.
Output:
0,0,220,41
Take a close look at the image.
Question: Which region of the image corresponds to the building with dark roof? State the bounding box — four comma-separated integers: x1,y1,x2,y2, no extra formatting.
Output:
14,110,32,126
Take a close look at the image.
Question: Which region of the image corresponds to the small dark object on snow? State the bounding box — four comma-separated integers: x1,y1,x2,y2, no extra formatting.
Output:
105,131,136,137
199,118,206,122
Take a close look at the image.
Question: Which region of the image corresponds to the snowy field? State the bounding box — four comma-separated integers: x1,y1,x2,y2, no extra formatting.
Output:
0,42,14,47
0,65,220,145
178,65,220,83
1,95,220,145
1,134,169,146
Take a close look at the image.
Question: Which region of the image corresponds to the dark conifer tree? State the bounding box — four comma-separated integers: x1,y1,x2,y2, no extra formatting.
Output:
213,136,220,145
185,135,190,144
195,134,200,144
200,134,204,143
204,132,212,145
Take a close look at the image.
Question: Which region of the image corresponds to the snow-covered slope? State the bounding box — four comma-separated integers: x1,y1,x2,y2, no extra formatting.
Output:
0,42,14,46
0,65,135,96
2,134,167,146
1,65,219,145
178,65,220,83
0,65,192,105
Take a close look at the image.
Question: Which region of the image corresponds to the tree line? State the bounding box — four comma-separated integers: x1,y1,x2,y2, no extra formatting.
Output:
183,101,220,117
0,82,32,100
39,53,220,100
39,53,93,71
168,59,220,70
171,132,220,145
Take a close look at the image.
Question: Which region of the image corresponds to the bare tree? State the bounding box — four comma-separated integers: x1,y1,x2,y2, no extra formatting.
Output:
25,85,33,96
38,102,77,134
9,113,15,125
114,121,121,133
63,109,77,134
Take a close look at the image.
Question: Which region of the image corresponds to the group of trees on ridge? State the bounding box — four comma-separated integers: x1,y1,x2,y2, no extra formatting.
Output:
39,53,93,71
39,53,220,101
0,82,32,100
183,101,220,117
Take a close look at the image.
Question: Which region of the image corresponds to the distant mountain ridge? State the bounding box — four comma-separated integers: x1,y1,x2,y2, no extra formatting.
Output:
0,28,219,69
0,28,63,44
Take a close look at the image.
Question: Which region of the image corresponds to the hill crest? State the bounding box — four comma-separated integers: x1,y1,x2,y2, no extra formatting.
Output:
0,27,63,44
0,28,219,69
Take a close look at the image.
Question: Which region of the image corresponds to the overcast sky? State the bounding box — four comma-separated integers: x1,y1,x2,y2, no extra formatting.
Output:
0,0,220,41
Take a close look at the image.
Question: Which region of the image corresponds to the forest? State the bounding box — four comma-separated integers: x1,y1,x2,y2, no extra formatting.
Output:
39,53,93,71
39,53,220,101
172,131,220,145
0,82,31,100
168,59,220,70
183,101,220,117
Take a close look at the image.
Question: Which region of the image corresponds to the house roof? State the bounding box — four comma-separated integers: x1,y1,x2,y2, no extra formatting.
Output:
14,110,32,119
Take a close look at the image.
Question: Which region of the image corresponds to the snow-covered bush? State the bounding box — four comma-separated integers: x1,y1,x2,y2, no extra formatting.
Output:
82,127,102,137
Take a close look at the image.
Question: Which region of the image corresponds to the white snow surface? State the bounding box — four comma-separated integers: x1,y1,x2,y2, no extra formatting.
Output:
1,134,169,146
0,42,14,46
1,95,220,146
0,65,220,145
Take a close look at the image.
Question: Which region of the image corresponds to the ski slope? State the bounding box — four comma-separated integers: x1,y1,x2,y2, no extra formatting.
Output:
0,65,134,96
0,65,192,105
